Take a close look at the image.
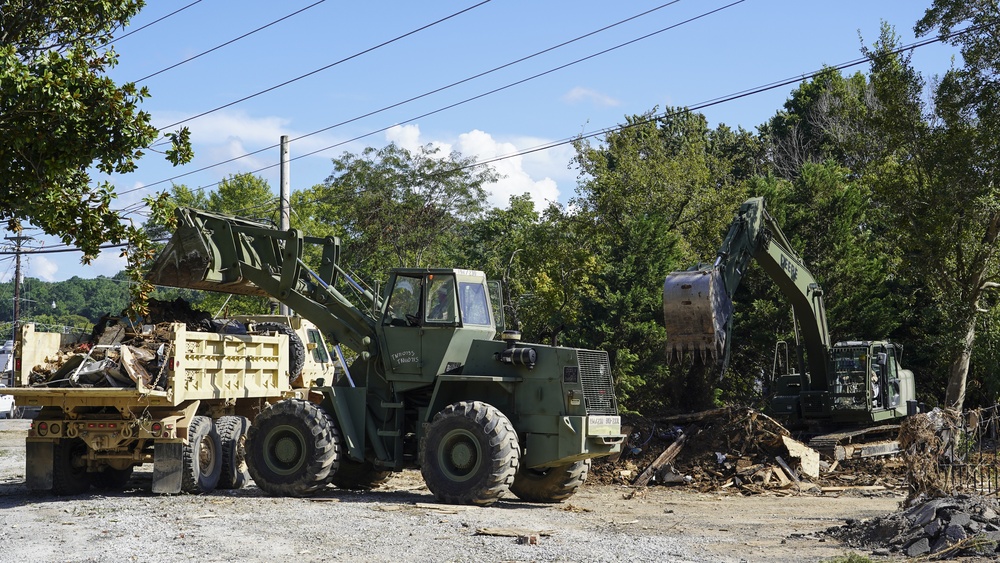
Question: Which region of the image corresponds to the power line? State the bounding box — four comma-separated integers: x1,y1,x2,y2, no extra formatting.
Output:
118,0,717,197
158,0,494,131
133,1,326,83
109,1,205,45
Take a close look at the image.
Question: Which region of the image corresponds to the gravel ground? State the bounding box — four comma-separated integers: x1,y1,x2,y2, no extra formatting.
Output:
0,418,904,562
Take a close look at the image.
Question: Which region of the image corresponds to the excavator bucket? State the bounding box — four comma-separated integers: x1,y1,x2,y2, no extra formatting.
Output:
147,208,272,297
662,268,732,364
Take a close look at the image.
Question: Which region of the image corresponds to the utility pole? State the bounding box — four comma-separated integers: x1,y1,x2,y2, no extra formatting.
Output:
279,135,291,316
4,235,33,331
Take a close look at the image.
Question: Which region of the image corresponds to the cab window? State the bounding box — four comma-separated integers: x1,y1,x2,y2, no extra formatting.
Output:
384,275,422,326
306,329,329,363
459,282,491,325
425,276,456,323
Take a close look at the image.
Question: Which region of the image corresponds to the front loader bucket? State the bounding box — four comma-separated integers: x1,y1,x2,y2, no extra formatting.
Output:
147,208,271,297
663,268,732,364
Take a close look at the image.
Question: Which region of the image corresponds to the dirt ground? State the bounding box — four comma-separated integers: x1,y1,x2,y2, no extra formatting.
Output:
0,419,914,563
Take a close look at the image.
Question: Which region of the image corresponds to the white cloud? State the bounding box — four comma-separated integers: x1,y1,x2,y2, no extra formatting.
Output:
28,256,59,282
562,87,620,107
385,125,562,212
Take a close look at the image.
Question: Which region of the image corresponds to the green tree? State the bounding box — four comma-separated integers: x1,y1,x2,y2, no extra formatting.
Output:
1,1,192,313
293,143,498,283
569,108,757,411
860,17,1000,409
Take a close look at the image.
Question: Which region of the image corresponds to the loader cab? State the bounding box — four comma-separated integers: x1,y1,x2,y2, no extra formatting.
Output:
378,268,499,384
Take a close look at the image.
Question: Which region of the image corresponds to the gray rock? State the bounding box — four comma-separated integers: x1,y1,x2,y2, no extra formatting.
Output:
948,512,972,528
946,523,968,542
924,519,943,537
904,537,931,557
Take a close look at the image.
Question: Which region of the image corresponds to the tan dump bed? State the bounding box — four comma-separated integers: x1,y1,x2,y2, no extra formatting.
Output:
9,323,291,409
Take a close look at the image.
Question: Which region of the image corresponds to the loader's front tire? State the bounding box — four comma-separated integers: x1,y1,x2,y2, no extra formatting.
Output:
421,401,518,506
216,415,250,489
182,415,222,494
53,438,91,496
246,399,339,497
509,459,590,503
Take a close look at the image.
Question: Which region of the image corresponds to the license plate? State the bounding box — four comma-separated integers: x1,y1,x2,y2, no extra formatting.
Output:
587,415,621,436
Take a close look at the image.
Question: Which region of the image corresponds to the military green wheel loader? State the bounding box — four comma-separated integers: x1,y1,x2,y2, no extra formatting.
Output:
148,208,623,505
662,198,917,460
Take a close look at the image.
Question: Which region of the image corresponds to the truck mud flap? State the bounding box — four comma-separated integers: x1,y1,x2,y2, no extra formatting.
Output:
25,439,54,491
152,442,184,494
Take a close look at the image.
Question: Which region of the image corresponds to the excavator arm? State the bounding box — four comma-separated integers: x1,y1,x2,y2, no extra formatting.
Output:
148,207,381,359
664,198,831,386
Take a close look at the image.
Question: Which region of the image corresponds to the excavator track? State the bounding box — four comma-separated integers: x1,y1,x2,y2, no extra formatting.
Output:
807,424,902,461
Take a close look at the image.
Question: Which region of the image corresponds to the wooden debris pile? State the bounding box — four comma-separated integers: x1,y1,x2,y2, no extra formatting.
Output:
594,406,907,494
28,298,229,391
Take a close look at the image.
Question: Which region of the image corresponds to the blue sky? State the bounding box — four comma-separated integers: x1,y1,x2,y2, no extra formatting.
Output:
1,0,958,283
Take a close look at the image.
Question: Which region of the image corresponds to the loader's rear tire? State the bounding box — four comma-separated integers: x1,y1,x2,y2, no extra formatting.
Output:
53,438,91,496
216,415,250,489
182,415,222,494
330,459,391,490
90,466,134,491
255,322,305,382
421,401,518,506
510,459,590,503
246,399,339,497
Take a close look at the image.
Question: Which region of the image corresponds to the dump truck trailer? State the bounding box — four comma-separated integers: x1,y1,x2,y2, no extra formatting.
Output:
8,315,336,495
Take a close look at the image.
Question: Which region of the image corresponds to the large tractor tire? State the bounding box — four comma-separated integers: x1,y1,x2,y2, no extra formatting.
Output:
329,459,391,490
216,415,251,490
246,399,340,497
254,322,305,383
510,459,590,503
52,437,91,496
181,415,222,493
420,401,519,506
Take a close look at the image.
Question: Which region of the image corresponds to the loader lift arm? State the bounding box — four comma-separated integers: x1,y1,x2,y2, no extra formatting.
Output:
663,197,832,390
148,207,381,360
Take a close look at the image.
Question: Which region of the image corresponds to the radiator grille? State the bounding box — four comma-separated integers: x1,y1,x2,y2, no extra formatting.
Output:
577,349,617,415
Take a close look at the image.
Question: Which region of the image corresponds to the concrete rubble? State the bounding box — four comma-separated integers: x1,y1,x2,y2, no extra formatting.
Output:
827,494,1000,559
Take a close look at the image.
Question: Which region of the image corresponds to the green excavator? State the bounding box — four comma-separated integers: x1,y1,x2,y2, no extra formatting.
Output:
662,197,917,459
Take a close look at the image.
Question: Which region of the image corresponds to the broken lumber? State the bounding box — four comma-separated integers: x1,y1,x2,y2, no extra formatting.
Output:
781,435,820,479
633,426,694,487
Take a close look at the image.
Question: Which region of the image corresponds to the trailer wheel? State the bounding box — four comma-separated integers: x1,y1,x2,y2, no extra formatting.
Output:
255,322,305,382
53,438,91,495
510,459,590,503
421,401,519,506
216,415,250,489
90,466,135,491
246,399,339,497
182,415,222,493
330,459,391,490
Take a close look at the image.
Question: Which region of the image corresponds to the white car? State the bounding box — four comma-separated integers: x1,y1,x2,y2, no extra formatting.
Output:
0,384,16,419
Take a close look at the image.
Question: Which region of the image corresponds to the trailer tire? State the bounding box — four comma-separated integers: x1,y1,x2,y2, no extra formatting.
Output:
421,401,519,506
510,459,590,503
90,466,135,491
53,438,91,496
330,459,391,490
216,415,250,489
255,322,305,382
182,415,222,493
246,399,339,497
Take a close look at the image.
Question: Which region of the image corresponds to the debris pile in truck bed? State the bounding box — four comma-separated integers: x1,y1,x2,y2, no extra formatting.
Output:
27,298,235,391
592,406,907,494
